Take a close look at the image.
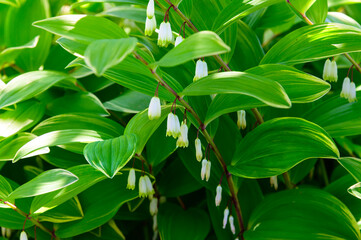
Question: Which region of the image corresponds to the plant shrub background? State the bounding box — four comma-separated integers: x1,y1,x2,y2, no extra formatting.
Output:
0,0,361,239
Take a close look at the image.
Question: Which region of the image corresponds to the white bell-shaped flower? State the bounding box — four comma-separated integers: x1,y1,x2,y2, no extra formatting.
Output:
150,198,158,216
223,207,229,229
127,168,136,190
201,159,207,180
144,175,155,196
270,176,278,190
20,231,28,240
329,59,338,82
148,97,161,120
174,36,183,47
340,77,351,99
237,110,246,130
348,82,357,103
323,59,332,81
176,121,189,148
205,160,211,182
195,138,202,162
215,185,222,206
166,113,181,138
193,59,208,81
158,21,173,47
145,17,157,36
229,215,236,234
139,176,148,198
147,0,155,19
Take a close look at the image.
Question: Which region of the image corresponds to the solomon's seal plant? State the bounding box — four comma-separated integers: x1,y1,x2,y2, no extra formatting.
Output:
1,0,361,239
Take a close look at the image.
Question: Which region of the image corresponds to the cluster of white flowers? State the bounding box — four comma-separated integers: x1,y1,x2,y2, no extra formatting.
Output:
158,21,174,47
237,110,246,130
148,96,161,120
166,113,181,138
145,0,157,36
139,175,155,198
193,59,208,81
323,58,338,82
201,159,211,181
176,121,189,148
222,207,236,235
340,77,357,102
1,228,11,238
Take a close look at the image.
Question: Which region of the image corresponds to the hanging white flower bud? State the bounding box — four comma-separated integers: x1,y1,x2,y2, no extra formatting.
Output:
158,21,173,47
340,77,351,99
139,176,147,198
329,59,338,82
270,176,278,190
223,207,230,229
195,138,202,162
150,198,158,216
348,82,357,103
174,36,183,47
148,97,161,120
323,59,332,81
229,215,236,235
235,238,239,240
20,231,28,240
1,227,5,237
176,121,189,148
193,60,208,81
201,159,207,180
173,114,181,138
153,215,158,231
147,0,155,19
237,110,246,130
5,228,11,238
215,185,222,206
205,160,211,182
144,175,155,196
145,17,157,36
127,168,136,190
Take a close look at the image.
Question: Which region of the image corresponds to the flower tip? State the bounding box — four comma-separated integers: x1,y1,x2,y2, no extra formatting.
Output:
20,231,28,240
148,96,161,120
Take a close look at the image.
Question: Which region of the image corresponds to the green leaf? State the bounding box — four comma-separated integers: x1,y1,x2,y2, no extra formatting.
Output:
100,6,162,23
212,0,283,34
13,129,113,162
104,90,152,113
0,100,45,140
348,182,361,200
84,134,137,178
205,64,330,124
155,31,230,67
9,169,78,199
33,15,127,44
338,157,361,182
0,175,12,200
327,12,361,29
0,36,39,69
287,0,316,15
244,188,361,240
125,106,173,154
84,38,137,76
0,0,19,7
0,71,75,109
181,71,291,109
261,23,361,65
46,92,109,116
307,0,328,24
303,93,361,137
38,197,84,223
158,203,210,240
30,165,107,214
229,117,339,178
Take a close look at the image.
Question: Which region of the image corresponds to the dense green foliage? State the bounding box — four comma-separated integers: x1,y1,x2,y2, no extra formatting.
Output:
1,0,361,239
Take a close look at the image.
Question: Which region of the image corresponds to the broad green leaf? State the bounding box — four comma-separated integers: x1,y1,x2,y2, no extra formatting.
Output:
0,176,12,199
5,0,51,71
244,188,361,240
327,12,361,29
30,165,107,214
261,23,361,65
33,15,127,44
0,36,38,69
38,197,84,223
0,133,49,161
205,64,330,124
348,182,361,200
0,71,75,109
125,106,173,154
100,6,163,23
229,118,339,178
55,174,139,238
288,0,316,14
84,134,137,178
158,203,210,240
155,31,230,67
0,0,19,7
40,147,87,168
104,90,152,113
328,0,360,7
307,0,328,24
181,71,291,109
303,92,361,137
46,92,109,116
84,38,137,76
0,100,45,140
8,169,78,199
32,113,123,137
212,0,283,34
13,129,113,162
338,157,361,182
